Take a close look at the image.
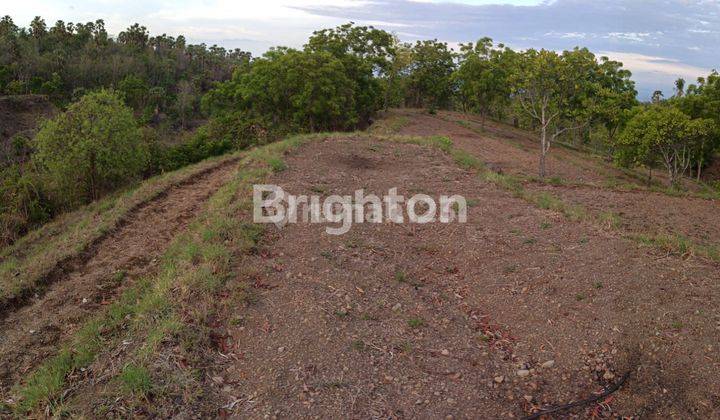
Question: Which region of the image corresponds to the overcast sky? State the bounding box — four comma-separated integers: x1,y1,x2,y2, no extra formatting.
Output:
6,0,718,99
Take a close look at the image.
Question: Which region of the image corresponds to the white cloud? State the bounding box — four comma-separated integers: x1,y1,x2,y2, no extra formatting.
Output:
544,31,586,39
604,32,652,42
601,51,710,93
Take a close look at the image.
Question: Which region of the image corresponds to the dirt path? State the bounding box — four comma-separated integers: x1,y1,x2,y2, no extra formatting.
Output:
192,137,720,418
397,110,720,251
0,159,238,395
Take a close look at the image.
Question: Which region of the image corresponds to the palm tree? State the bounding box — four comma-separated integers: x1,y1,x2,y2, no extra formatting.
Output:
674,78,685,98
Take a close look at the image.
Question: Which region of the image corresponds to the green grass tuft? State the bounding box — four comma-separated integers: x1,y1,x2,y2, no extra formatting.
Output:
119,364,152,397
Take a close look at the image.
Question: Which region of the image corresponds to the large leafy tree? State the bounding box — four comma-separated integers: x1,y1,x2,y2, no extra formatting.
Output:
671,70,720,179
207,48,359,133
593,56,638,142
454,38,516,127
32,90,146,206
405,40,456,110
304,23,395,125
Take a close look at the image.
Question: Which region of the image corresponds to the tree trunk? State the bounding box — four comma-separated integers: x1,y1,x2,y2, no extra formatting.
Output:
667,165,676,188
539,125,547,179
697,161,702,182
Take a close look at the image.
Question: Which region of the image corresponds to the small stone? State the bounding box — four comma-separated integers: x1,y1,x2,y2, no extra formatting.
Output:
523,395,533,402
278,347,285,353
392,303,402,312
516,369,530,378
441,349,450,356
603,371,615,380
541,360,555,369
494,376,504,384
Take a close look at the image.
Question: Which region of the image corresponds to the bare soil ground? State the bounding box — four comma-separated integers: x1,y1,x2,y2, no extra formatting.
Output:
186,137,719,418
0,159,237,399
397,109,720,251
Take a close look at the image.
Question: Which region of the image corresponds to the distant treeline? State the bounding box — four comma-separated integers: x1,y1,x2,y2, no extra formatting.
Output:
0,16,250,125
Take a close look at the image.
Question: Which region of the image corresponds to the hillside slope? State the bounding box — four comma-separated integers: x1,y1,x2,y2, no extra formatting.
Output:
1,116,718,418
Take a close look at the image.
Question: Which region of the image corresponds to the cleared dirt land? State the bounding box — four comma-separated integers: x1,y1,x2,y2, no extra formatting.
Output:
1,114,719,418
191,135,719,418
399,109,720,251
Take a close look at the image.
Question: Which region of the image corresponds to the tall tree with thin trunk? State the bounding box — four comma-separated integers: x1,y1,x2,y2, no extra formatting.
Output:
511,49,585,178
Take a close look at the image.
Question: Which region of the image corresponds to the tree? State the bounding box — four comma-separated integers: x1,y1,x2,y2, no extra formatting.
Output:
616,106,702,186
117,23,149,50
175,80,196,129
382,38,413,110
305,22,394,124
405,40,456,110
593,57,637,142
454,38,514,127
32,90,146,205
511,49,586,178
674,78,686,98
686,118,718,181
118,74,149,110
671,70,720,179
205,48,359,133
652,90,664,104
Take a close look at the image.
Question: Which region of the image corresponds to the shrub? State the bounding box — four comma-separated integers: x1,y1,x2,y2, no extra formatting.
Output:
32,90,147,207
0,165,51,245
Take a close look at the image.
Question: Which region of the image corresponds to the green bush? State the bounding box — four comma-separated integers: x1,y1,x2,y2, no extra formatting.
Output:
204,48,365,133
0,165,51,244
32,90,147,208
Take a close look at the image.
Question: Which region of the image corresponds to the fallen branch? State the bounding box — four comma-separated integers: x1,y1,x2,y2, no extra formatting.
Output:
523,369,632,420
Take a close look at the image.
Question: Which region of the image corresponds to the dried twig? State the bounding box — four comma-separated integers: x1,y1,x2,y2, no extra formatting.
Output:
523,369,632,420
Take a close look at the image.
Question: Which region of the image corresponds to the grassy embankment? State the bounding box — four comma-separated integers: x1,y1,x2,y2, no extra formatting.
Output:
0,153,244,313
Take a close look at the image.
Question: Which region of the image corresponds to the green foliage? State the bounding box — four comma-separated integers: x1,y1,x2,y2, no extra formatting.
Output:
206,47,363,132
615,105,717,186
454,38,516,122
32,90,146,206
0,15,250,120
0,165,51,244
306,22,395,120
509,47,637,177
405,40,456,110
203,22,396,133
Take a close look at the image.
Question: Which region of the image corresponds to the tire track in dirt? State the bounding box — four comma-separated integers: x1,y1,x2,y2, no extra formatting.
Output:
0,158,238,394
